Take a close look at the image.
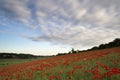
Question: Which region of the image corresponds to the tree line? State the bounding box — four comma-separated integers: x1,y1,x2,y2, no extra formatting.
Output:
0,53,50,59
57,38,120,55
0,53,36,59
0,38,120,58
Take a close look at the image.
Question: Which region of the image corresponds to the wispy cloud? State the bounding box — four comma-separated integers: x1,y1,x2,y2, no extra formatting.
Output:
0,0,120,49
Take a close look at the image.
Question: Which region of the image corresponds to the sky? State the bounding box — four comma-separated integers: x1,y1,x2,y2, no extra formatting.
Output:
0,0,120,55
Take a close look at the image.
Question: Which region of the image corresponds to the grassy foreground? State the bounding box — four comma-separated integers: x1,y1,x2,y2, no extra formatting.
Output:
0,59,37,68
0,47,120,80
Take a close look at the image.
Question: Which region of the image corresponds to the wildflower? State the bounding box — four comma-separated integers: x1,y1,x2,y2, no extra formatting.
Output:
111,68,120,75
73,65,82,70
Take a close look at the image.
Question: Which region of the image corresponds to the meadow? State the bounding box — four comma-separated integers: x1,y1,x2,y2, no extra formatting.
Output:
0,59,38,68
0,47,120,80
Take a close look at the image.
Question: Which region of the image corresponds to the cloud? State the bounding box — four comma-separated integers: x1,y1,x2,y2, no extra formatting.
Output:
0,0,120,49
0,0,30,19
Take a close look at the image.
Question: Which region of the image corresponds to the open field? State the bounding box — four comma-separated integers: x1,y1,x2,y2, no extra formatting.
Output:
0,47,120,80
0,59,38,68
0,57,50,68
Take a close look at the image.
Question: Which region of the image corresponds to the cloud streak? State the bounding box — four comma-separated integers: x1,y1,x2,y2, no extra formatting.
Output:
0,0,120,49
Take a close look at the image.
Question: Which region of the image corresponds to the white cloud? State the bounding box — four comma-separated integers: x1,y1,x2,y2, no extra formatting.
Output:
75,9,87,19
36,11,46,18
5,0,30,19
0,0,120,50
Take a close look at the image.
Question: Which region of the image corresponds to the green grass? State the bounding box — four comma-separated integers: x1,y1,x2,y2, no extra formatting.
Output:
0,59,33,68
0,57,49,68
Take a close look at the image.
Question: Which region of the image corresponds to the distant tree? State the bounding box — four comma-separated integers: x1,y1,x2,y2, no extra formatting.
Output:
71,48,77,53
112,38,120,47
71,48,74,53
91,46,98,50
99,44,105,49
0,53,37,59
68,51,71,54
91,38,120,50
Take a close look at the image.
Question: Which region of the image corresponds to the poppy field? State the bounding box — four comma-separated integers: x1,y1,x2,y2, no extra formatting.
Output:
0,47,120,80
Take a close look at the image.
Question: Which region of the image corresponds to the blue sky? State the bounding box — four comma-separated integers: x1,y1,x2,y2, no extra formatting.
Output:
0,0,120,55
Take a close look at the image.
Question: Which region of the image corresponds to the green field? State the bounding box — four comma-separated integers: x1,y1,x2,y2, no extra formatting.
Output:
0,59,34,68
0,57,50,68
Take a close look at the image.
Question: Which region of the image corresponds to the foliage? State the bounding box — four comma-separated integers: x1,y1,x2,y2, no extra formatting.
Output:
0,53,50,59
